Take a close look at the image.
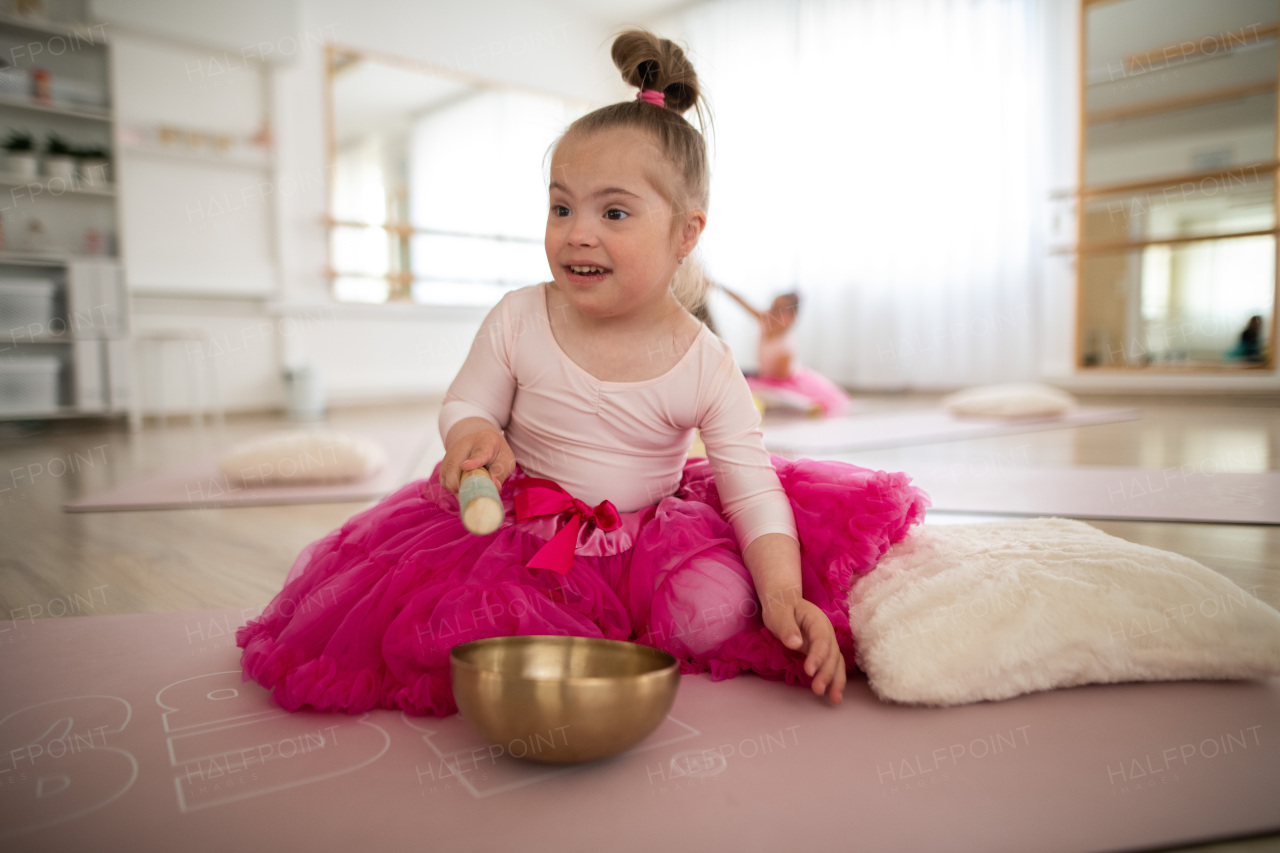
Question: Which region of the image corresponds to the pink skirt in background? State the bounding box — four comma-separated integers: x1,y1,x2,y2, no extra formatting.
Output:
236,456,929,717
747,366,855,416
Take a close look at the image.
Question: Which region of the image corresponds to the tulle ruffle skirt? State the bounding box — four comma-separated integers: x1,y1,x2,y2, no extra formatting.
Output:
236,456,928,717
747,366,855,416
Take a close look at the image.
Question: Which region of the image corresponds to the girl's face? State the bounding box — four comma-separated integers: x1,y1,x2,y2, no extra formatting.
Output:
545,127,704,322
766,295,799,331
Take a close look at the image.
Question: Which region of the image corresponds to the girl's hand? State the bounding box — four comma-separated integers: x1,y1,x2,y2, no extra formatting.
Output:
762,595,847,705
440,423,515,494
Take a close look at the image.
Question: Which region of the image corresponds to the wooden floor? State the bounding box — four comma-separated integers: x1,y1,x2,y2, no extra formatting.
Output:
2,394,1279,852
0,404,444,618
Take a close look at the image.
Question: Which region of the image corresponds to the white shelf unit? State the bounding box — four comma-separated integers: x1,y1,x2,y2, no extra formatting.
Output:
1,11,129,420
0,91,111,122
0,172,115,195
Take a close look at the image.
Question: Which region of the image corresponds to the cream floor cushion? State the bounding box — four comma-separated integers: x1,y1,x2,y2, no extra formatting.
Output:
218,430,387,486
849,518,1280,706
942,382,1077,419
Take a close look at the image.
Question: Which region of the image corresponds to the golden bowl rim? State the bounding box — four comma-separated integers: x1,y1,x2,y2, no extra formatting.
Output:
449,634,679,684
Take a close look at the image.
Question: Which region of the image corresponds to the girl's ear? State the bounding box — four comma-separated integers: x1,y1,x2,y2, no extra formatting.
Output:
678,208,707,258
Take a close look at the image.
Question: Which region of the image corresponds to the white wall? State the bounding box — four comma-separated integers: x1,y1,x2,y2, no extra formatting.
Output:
1038,0,1085,384
93,0,300,54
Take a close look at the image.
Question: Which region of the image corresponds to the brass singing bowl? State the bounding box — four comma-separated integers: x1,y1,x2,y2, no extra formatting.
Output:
450,635,680,764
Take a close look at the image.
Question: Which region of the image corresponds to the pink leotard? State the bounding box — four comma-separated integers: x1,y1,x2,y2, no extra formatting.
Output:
439,283,797,548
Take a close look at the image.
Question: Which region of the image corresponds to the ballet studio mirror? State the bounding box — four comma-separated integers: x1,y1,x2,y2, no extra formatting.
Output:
1077,0,1279,371
323,45,589,306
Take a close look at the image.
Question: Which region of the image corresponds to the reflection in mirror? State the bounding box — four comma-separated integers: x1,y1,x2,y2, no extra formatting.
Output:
1081,171,1274,246
1080,237,1275,366
1078,0,1279,369
326,47,589,305
1084,93,1275,188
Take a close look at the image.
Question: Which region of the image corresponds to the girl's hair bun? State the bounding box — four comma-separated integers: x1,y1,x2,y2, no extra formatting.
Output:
611,29,701,115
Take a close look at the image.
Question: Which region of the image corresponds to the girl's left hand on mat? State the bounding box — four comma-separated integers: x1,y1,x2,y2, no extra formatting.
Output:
764,599,846,706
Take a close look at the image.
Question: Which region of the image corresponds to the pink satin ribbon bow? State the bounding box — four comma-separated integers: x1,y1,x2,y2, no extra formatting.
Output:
512,477,621,574
636,88,665,107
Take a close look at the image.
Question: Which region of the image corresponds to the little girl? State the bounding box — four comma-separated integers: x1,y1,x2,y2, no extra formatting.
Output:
237,30,927,716
717,282,855,416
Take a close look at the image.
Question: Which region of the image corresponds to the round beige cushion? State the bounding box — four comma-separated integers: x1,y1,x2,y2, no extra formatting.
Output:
942,382,1077,420
218,430,387,486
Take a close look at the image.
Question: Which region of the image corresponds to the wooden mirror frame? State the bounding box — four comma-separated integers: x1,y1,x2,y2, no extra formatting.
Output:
1076,0,1280,373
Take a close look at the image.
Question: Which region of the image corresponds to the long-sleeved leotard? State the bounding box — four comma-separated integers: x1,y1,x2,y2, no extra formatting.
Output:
439,282,797,549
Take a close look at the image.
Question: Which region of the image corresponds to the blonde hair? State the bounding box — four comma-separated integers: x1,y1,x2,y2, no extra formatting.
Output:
551,29,713,314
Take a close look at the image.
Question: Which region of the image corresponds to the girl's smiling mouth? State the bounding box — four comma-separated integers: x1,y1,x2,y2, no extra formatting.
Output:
565,264,612,283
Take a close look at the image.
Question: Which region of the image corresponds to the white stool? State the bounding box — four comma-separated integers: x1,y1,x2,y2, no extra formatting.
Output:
129,330,225,430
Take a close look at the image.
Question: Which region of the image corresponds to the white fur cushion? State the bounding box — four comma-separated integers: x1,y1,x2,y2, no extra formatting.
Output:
218,430,387,486
942,382,1077,419
849,518,1280,706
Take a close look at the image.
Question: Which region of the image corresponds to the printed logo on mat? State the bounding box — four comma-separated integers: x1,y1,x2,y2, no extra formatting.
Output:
0,695,138,839
405,713,701,799
157,671,391,812
661,748,729,779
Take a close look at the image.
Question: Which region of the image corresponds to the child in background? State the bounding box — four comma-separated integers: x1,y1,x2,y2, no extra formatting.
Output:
1228,315,1265,363
238,29,926,716
717,282,855,416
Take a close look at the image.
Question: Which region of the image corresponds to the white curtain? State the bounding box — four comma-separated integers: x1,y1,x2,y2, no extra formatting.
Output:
681,0,1049,389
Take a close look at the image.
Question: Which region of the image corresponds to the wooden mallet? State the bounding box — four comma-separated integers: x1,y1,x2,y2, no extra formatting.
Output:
459,467,504,535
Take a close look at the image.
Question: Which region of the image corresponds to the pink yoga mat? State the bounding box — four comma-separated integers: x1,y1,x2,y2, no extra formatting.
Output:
63,428,434,512
914,465,1280,525
2,609,1277,852
764,407,1140,453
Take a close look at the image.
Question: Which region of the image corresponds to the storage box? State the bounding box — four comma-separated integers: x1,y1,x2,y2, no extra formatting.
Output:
0,356,61,414
0,68,26,98
0,279,58,336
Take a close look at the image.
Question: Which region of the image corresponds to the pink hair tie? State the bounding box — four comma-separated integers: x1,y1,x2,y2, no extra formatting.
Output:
636,88,665,107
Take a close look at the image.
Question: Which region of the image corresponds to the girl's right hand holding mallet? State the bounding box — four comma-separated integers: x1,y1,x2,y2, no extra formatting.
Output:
457,468,503,534
440,419,516,534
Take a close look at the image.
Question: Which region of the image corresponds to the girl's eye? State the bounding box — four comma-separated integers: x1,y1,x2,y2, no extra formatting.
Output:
605,208,628,221
551,204,570,217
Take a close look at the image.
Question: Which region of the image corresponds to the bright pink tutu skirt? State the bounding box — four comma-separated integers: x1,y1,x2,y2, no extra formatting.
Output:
747,366,854,416
236,456,928,717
